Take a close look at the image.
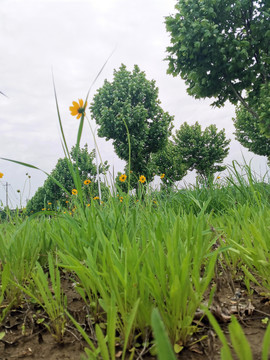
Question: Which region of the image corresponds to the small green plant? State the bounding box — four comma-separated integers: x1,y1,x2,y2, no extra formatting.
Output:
15,254,67,342
205,308,270,360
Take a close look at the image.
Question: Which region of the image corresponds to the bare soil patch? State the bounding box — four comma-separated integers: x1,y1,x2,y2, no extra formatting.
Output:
1,271,270,360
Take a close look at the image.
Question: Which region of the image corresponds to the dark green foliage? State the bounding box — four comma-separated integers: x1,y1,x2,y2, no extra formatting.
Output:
90,64,174,182
234,104,270,161
174,122,230,181
165,0,270,133
151,140,187,188
26,145,109,213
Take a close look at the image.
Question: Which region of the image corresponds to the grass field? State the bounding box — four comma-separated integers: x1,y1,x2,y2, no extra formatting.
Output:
1,163,270,359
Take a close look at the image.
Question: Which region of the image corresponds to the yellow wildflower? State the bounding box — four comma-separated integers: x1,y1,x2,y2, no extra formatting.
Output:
139,175,146,184
93,196,99,200
160,173,165,179
84,179,91,185
119,174,127,182
87,204,90,207
72,189,78,195
48,202,52,205
69,99,87,119
0,172,3,178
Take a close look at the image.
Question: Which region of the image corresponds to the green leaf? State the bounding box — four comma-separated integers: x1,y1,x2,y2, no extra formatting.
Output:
228,316,253,360
151,308,177,360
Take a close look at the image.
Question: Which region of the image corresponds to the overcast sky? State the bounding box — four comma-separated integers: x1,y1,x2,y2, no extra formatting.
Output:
0,0,268,208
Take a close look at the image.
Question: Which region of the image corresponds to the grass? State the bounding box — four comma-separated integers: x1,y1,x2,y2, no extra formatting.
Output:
0,174,270,358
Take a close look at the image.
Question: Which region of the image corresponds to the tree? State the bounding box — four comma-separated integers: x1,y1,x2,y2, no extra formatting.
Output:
90,64,174,182
174,122,230,181
165,0,270,130
233,104,270,161
26,144,109,213
151,140,187,188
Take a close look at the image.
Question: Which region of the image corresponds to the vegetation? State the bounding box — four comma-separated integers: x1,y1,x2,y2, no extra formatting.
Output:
151,140,187,189
234,105,270,162
90,64,174,182
166,0,270,135
26,144,109,213
1,165,270,358
1,3,270,356
174,122,230,183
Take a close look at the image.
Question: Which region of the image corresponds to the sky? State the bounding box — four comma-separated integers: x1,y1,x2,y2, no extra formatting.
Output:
0,0,268,208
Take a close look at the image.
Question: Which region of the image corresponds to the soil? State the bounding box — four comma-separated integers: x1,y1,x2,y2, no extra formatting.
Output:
1,269,270,360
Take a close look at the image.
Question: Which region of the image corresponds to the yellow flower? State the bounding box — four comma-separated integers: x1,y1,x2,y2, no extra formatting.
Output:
93,196,99,200
0,172,3,178
87,204,90,207
139,175,146,184
69,99,87,119
119,174,127,182
42,208,46,211
160,173,165,179
72,189,78,195
84,179,91,185
48,202,52,205
65,200,69,203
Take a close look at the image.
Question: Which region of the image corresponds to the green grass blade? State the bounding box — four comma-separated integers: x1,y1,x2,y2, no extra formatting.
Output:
151,308,177,360
122,298,140,360
262,321,270,360
228,316,253,360
203,307,233,360
107,295,116,360
95,324,110,360
65,310,97,352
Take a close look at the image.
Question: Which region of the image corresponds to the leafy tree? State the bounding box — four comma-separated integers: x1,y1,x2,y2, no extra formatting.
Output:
26,144,109,213
174,122,230,181
27,186,47,213
151,140,187,188
165,0,270,131
90,64,174,182
233,105,270,161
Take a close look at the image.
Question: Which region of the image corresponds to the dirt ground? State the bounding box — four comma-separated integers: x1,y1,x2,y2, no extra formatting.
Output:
0,271,270,360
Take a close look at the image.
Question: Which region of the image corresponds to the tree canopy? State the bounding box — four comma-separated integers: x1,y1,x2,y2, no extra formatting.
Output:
165,0,270,128
90,64,174,181
233,104,270,161
151,140,187,188
26,145,109,213
174,122,230,181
